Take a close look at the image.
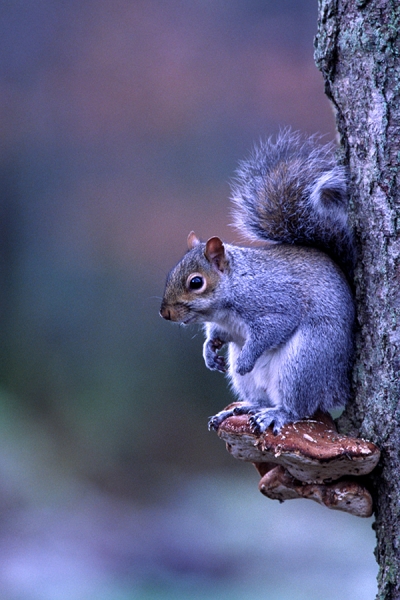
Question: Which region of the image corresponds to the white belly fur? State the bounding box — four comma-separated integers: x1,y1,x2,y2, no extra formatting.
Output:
228,330,302,408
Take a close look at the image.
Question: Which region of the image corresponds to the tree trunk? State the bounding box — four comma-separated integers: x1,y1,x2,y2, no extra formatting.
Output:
315,1,400,598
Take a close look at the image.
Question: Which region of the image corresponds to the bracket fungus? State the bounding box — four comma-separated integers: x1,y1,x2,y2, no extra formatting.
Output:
213,404,380,518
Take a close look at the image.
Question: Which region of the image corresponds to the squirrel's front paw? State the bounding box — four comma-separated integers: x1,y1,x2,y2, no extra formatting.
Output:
235,343,260,375
203,338,226,372
235,354,255,376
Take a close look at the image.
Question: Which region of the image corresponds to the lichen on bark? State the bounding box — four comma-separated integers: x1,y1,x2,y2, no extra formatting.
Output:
315,1,400,598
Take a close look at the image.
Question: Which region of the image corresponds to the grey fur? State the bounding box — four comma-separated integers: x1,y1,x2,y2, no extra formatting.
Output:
160,131,355,434
231,130,355,280
204,244,354,433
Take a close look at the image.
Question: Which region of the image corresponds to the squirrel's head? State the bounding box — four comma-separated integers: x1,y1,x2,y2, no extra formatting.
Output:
160,232,228,324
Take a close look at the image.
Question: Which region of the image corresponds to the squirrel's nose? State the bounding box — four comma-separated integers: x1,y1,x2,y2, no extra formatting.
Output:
160,304,172,320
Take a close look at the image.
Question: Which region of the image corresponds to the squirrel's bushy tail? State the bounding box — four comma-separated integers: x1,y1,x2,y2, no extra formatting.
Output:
230,130,355,279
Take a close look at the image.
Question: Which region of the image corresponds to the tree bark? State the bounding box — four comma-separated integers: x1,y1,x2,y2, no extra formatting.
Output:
315,1,400,598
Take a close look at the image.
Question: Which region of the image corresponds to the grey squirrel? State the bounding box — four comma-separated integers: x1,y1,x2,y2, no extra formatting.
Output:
160,130,355,434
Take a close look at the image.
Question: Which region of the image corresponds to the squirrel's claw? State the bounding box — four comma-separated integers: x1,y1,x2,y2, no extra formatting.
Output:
208,416,222,431
203,339,227,373
249,408,295,435
209,403,255,432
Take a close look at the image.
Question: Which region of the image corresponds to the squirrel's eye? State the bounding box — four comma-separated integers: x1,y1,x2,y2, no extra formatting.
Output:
186,273,206,293
189,276,203,289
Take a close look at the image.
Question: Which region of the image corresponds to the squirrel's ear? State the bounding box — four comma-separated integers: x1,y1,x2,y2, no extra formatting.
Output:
204,237,227,272
187,231,201,250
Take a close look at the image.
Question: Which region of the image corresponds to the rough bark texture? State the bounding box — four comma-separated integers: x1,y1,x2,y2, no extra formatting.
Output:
314,1,400,598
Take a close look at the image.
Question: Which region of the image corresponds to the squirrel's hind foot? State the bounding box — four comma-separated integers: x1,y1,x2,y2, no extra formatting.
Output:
249,408,294,435
208,403,255,431
209,404,299,436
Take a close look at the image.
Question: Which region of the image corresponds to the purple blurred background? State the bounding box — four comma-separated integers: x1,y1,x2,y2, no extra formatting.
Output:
0,1,377,599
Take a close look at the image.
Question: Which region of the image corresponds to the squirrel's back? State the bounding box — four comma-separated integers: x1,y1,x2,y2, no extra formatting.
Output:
230,130,355,279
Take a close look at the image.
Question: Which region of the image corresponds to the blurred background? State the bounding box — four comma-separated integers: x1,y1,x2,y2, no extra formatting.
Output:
0,1,377,599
